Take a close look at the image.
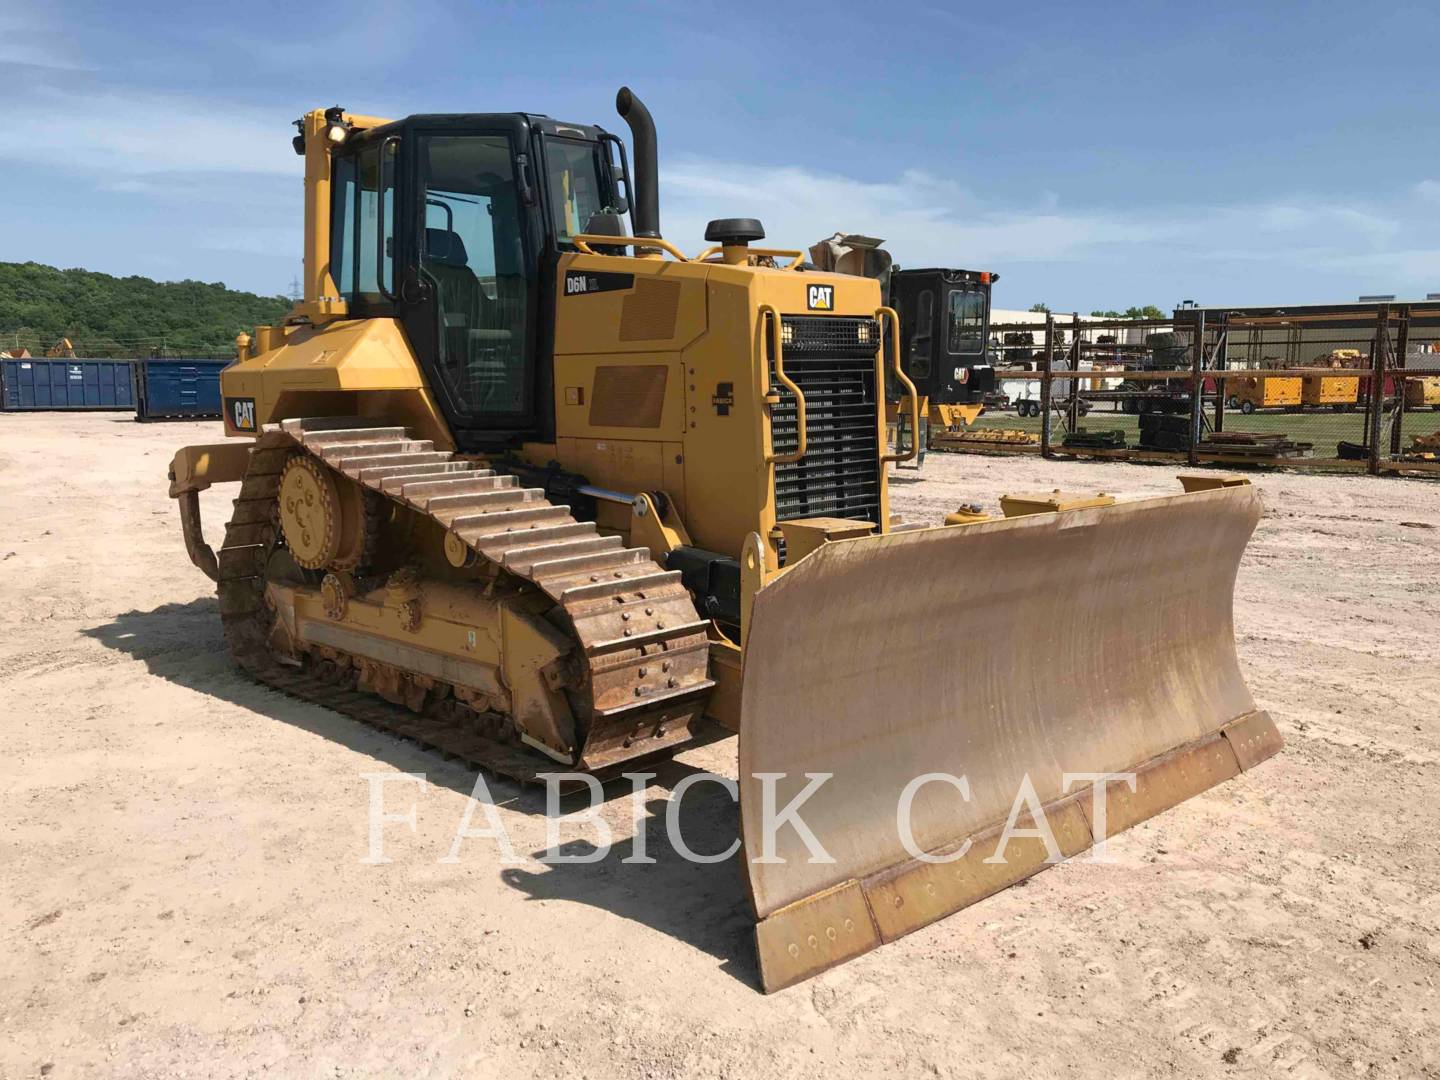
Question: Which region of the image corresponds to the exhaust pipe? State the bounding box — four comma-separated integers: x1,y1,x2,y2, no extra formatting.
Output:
615,87,660,240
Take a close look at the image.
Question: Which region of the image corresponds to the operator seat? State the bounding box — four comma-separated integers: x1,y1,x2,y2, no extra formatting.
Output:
424,227,488,373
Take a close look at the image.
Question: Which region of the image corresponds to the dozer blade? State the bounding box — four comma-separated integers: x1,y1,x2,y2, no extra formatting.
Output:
737,485,1281,992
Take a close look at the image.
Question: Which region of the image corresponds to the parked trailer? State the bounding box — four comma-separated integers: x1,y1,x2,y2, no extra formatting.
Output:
132,358,230,420
1228,374,1301,414
1404,375,1440,411
1301,374,1360,410
1,359,135,411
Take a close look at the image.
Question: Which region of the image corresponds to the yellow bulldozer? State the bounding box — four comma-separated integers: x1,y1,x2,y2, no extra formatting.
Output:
168,89,1280,992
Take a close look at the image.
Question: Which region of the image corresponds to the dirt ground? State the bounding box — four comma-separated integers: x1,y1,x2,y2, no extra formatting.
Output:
2,412,1437,1079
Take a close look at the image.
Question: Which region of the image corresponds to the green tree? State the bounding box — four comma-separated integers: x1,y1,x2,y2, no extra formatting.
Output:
1089,305,1168,320
0,262,289,358
1029,302,1051,313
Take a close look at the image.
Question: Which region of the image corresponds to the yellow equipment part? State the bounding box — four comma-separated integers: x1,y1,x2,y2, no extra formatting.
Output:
163,88,1285,995
737,484,1279,991
998,489,1115,517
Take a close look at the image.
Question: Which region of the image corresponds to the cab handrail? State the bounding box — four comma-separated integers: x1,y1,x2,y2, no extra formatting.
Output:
569,234,691,261
693,247,806,269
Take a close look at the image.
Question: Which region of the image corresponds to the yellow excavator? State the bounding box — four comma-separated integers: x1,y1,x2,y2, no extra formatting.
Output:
168,89,1280,992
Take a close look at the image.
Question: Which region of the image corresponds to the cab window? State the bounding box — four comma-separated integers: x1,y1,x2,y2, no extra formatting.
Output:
910,289,934,378
544,138,607,244
947,288,985,355
418,134,529,416
330,141,394,304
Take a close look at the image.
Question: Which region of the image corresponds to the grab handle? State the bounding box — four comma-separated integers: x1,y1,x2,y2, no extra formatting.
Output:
760,304,807,465
879,305,920,464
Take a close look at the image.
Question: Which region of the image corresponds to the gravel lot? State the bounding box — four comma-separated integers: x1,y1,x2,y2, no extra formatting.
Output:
2,412,1437,1078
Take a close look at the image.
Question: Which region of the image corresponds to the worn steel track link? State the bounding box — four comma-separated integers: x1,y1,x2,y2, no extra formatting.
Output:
214,421,715,780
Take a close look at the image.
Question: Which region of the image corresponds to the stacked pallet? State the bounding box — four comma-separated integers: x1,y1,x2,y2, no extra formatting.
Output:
932,427,1039,450
1198,431,1313,459
1062,428,1127,451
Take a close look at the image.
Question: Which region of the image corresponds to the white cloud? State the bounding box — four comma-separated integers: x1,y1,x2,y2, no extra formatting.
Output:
1414,179,1440,204
657,155,1435,295
0,86,298,177
0,3,89,70
3,89,1433,301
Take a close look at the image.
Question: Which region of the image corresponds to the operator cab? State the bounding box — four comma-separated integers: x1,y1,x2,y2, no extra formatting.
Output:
888,268,997,405
323,111,634,450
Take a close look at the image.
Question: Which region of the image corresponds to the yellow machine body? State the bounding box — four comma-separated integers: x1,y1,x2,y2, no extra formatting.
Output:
172,97,1280,994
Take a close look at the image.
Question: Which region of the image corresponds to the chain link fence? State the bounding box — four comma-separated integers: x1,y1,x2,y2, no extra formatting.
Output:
946,304,1438,477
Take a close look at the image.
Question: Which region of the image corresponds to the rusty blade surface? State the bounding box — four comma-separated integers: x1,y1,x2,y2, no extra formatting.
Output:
737,485,1264,923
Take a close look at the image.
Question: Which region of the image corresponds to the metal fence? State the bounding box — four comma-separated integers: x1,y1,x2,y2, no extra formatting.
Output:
949,303,1440,477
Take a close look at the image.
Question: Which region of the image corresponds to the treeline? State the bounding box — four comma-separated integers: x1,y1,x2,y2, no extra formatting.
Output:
1028,303,1169,319
1089,305,1168,319
0,262,290,358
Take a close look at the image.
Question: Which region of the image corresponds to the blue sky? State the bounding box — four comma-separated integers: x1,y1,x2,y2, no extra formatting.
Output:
2,0,1438,311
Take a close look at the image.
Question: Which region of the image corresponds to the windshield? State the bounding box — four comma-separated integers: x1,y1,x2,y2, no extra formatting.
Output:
544,137,608,243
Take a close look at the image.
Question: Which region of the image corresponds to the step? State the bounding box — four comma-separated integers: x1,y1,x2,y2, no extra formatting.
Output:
475,523,598,558
396,473,502,500
353,461,472,483
336,451,452,473
293,420,403,440
586,619,711,654
502,535,623,575
374,464,480,491
450,506,572,540
592,674,718,719
319,439,435,462
283,417,392,437
529,546,651,584
557,570,685,606
428,488,544,525
421,477,521,512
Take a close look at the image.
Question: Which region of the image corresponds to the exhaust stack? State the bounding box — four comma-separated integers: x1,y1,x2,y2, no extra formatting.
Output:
616,87,660,239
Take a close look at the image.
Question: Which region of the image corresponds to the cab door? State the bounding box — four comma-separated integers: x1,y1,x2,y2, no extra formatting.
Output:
940,282,991,403
398,127,542,448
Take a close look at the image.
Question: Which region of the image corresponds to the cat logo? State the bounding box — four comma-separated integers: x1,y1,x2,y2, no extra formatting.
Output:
227,396,257,432
806,284,835,311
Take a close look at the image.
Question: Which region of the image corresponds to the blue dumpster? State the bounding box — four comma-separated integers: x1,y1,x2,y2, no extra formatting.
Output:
132,359,231,420
1,359,135,410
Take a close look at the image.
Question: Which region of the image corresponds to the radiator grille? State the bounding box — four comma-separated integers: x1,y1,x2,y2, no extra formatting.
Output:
772,315,883,536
